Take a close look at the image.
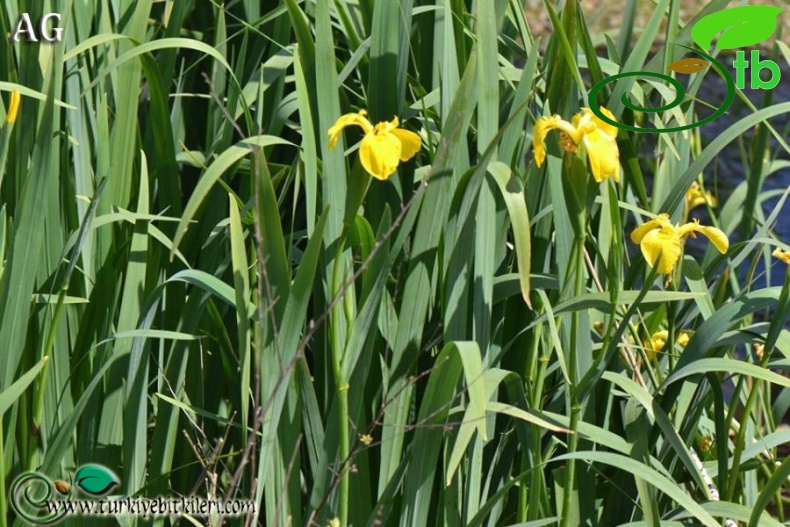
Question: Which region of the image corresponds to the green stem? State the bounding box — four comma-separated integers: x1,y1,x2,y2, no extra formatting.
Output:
336,385,350,523
561,403,581,523
330,254,349,525
560,234,586,527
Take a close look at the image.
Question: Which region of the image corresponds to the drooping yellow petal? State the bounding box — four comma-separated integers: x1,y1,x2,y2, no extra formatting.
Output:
697,226,729,254
773,248,790,264
630,214,673,245
533,115,580,167
639,227,683,274
532,116,558,167
391,127,421,161
554,118,582,142
677,332,690,347
359,128,402,180
678,222,729,254
328,110,373,150
5,90,20,124
583,128,620,183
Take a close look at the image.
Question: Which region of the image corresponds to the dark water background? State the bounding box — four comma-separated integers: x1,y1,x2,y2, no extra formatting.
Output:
639,57,790,289
698,58,790,238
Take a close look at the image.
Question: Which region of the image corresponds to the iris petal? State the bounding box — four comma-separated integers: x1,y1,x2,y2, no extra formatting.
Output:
678,223,729,254
583,129,620,183
532,116,558,167
630,215,672,244
328,111,373,150
773,248,790,264
696,225,729,254
582,107,619,139
391,128,422,161
640,228,682,274
533,116,580,167
359,131,402,180
6,90,20,124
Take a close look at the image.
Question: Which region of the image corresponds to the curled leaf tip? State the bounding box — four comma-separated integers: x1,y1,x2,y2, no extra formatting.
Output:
667,58,710,74
523,292,532,310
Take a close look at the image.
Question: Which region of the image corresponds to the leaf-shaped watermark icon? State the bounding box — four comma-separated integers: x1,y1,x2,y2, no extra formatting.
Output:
692,5,783,51
667,57,710,74
74,464,120,496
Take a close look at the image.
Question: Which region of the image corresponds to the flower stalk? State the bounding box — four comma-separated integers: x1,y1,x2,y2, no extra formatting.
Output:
330,254,350,525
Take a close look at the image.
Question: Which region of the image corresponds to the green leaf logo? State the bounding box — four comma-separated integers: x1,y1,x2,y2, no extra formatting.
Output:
692,6,783,50
74,465,120,496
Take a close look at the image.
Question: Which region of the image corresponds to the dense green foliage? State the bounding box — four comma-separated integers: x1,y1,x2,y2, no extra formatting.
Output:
0,1,789,526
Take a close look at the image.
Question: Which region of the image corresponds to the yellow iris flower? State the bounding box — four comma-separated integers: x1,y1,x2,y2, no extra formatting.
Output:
773,248,790,265
5,90,20,124
685,182,717,210
328,110,421,181
533,107,620,183
630,214,729,274
644,330,690,361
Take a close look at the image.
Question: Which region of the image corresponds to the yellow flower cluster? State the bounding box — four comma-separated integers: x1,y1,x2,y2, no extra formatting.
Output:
326,108,735,280
630,214,729,274
644,330,690,361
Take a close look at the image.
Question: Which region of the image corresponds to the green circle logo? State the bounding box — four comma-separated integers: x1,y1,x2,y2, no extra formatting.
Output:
587,46,735,134
587,5,783,134
10,472,68,525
